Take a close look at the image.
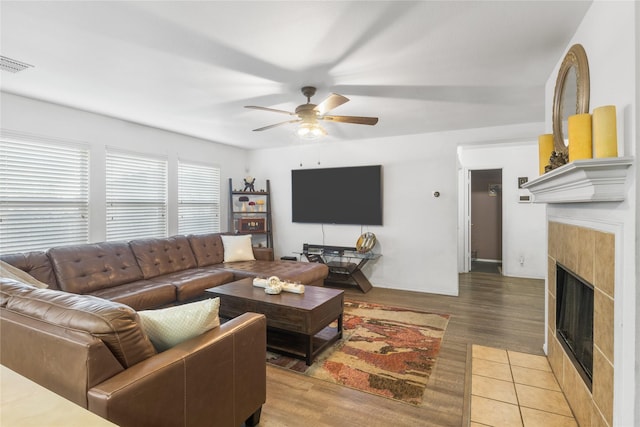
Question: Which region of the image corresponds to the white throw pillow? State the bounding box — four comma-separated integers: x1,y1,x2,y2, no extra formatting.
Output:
138,298,220,352
221,234,256,262
0,260,49,289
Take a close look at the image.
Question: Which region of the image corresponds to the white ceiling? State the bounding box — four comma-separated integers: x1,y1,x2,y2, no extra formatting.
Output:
0,1,592,149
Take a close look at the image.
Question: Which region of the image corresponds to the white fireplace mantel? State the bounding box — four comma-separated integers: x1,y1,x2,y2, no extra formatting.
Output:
522,157,634,203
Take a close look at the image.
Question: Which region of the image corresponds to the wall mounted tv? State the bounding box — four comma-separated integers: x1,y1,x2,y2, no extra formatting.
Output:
291,165,383,226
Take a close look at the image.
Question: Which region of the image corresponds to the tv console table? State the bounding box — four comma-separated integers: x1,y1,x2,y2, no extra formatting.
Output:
299,244,380,293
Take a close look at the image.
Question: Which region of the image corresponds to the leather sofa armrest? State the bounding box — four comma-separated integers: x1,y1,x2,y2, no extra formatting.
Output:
252,247,274,261
87,313,266,427
1,308,125,408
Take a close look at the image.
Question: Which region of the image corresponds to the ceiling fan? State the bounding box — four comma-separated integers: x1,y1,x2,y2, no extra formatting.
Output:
245,86,378,139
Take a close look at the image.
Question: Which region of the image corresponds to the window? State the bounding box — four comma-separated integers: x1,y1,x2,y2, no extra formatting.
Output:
106,149,167,241
0,133,89,254
178,161,220,234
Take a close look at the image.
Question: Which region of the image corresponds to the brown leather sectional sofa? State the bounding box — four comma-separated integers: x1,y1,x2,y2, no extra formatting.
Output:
1,232,328,310
1,279,267,427
0,233,329,426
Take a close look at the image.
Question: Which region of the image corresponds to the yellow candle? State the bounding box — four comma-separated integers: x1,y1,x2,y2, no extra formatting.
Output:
538,134,554,175
593,105,618,158
568,113,592,162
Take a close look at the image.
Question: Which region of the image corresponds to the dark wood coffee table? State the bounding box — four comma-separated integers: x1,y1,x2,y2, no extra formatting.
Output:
205,278,343,365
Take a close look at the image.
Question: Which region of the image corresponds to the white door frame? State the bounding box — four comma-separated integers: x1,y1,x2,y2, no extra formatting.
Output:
459,167,504,273
464,168,472,272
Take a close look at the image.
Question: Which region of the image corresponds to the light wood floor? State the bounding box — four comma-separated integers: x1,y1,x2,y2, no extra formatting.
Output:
258,272,545,427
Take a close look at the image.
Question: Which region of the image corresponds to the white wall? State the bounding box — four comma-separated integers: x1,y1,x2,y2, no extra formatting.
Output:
636,3,640,427
458,142,547,279
543,1,638,425
0,92,249,242
247,121,548,295
248,133,460,295
1,91,546,299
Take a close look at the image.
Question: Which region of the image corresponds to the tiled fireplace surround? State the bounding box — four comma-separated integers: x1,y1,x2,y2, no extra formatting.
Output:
547,221,615,427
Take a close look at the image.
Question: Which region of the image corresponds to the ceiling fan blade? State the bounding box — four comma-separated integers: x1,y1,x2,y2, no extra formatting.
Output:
245,105,295,115
322,115,379,125
314,93,349,115
252,119,301,132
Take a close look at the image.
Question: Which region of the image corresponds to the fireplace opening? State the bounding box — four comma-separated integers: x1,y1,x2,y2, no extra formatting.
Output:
556,263,593,390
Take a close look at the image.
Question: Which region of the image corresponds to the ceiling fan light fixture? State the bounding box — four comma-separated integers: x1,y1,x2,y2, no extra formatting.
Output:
297,122,326,140
245,86,378,136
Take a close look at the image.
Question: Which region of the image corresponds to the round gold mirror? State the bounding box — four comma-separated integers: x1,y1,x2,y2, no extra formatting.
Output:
552,44,590,154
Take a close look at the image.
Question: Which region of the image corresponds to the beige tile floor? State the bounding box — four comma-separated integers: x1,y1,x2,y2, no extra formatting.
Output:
470,345,578,427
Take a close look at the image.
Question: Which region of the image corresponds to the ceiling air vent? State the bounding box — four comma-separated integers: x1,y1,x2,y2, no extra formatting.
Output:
0,56,34,73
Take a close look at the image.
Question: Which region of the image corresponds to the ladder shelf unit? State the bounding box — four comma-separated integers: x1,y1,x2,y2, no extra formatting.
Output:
228,178,272,248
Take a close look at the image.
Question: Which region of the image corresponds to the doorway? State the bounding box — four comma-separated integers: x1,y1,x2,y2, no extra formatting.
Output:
469,169,502,274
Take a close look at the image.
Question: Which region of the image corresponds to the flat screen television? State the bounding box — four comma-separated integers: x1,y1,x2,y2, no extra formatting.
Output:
291,165,383,225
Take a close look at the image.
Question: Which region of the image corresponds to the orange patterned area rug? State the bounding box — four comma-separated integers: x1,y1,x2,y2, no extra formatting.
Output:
266,300,450,405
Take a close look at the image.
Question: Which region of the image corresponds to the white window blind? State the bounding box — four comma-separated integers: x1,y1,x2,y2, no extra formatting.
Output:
106,149,167,241
178,161,220,235
0,135,89,254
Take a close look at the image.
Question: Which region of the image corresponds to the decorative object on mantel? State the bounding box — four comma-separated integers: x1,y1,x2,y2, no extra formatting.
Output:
521,157,633,203
538,134,554,175
593,105,618,158
568,113,592,161
546,150,569,173
552,44,590,165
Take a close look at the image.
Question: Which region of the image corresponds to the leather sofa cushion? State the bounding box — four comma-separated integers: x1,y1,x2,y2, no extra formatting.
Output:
48,242,144,294
129,236,197,279
187,233,225,267
2,280,156,368
216,260,329,284
0,251,59,289
150,268,234,302
1,278,34,306
89,280,177,311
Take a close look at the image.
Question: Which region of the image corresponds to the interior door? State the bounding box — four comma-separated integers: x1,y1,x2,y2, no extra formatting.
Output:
469,169,503,271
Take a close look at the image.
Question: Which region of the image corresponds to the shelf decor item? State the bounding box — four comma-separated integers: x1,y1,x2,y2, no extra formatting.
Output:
593,105,618,158
243,176,255,192
229,178,272,248
239,218,266,232
238,195,249,212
